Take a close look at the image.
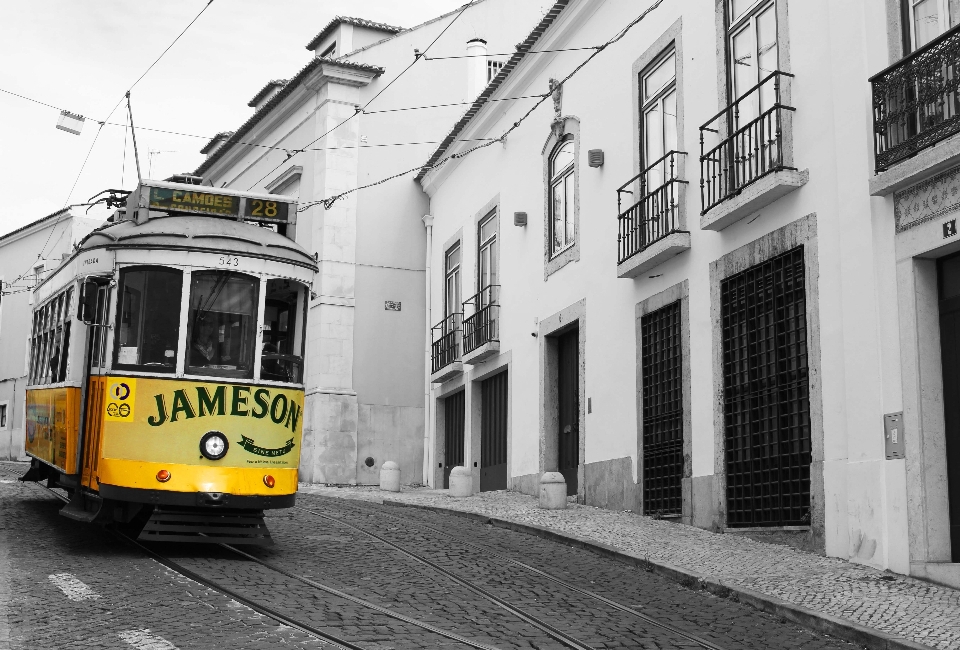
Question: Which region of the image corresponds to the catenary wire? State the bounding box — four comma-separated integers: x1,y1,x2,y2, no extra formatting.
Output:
422,45,600,59
298,0,667,213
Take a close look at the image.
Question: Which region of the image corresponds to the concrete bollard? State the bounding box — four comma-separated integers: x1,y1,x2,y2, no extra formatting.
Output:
448,466,473,497
539,472,567,510
379,461,400,492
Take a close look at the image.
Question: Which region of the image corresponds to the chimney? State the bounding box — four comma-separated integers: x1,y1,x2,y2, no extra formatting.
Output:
466,38,488,101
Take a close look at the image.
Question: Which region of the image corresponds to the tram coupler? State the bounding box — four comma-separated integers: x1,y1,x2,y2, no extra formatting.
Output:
17,459,48,483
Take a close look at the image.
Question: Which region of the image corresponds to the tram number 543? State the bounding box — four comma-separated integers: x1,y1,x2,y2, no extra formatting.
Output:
218,255,240,267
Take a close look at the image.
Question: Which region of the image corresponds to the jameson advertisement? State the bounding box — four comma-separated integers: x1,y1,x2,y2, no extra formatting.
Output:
100,377,303,468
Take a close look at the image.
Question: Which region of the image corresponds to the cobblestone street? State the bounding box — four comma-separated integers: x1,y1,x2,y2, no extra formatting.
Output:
0,462,865,649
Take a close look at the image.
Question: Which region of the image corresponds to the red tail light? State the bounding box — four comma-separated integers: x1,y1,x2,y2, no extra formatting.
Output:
263,475,275,488
156,469,171,483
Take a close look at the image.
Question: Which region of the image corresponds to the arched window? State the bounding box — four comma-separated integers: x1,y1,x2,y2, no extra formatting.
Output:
550,137,576,256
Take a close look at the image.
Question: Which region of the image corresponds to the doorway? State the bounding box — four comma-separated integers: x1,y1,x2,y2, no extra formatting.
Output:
443,390,465,489
557,327,580,496
480,370,508,492
937,253,960,561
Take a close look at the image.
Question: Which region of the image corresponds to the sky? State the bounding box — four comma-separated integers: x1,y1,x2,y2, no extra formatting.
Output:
0,0,467,235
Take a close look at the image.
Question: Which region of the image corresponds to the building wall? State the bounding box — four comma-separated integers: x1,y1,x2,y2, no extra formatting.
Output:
201,0,546,485
422,0,912,573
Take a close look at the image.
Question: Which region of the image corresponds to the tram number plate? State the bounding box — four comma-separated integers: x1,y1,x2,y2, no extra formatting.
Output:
244,199,290,222
218,255,240,267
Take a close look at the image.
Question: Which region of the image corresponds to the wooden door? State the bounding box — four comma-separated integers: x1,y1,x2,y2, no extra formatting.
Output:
557,328,579,496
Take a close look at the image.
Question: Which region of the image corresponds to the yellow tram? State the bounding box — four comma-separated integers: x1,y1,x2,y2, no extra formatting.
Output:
20,179,317,544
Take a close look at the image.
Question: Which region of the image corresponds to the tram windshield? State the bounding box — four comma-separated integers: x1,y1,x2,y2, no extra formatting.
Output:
261,278,307,383
115,267,182,372
186,271,259,379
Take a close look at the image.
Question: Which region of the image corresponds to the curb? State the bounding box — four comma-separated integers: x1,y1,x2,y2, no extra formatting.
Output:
381,498,934,650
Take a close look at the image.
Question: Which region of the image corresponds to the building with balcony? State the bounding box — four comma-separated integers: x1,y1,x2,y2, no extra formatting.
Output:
417,0,960,589
194,3,546,487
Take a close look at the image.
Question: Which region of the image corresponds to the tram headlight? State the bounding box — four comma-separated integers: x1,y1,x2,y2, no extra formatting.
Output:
199,431,229,461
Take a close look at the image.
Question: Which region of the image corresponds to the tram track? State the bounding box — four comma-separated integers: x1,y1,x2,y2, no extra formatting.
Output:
300,496,729,650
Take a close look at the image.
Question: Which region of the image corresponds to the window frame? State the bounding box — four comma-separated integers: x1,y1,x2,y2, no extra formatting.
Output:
27,285,74,387
907,0,951,51
444,242,462,321
0,401,8,430
112,265,184,375
639,46,679,189
549,136,576,258
477,210,498,304
726,0,779,106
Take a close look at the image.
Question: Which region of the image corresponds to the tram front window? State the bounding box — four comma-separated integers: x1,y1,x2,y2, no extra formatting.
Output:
187,271,258,379
260,278,307,383
115,267,182,372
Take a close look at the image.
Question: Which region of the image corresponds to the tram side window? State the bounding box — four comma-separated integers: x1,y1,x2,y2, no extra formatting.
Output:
28,287,73,385
260,279,308,383
114,267,182,372
186,271,258,379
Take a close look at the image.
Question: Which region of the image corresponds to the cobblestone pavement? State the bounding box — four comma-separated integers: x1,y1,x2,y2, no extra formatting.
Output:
300,485,960,650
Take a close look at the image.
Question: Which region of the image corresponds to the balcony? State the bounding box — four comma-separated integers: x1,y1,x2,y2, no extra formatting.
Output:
462,285,499,365
699,71,806,231
430,313,463,384
616,151,690,279
870,25,960,196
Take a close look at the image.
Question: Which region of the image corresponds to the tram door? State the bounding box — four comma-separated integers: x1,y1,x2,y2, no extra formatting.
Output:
937,254,960,561
443,391,465,489
557,328,579,496
480,371,508,492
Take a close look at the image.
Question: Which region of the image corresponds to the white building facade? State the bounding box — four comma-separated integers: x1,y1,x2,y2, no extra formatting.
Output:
419,0,960,589
0,210,101,460
194,5,546,486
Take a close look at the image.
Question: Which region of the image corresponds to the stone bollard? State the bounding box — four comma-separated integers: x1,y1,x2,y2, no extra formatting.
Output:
448,466,473,497
379,461,400,492
539,472,567,510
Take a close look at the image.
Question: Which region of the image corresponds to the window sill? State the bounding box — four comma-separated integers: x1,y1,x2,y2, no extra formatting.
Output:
617,232,691,279
724,526,810,533
430,361,463,384
701,169,809,232
544,241,579,279
870,130,960,196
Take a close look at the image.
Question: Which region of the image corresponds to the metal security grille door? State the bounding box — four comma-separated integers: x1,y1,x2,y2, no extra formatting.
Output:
480,371,508,492
641,301,683,516
937,253,960,562
443,391,465,489
722,247,812,528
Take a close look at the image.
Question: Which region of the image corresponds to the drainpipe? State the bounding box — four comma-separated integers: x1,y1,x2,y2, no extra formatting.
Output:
422,214,434,486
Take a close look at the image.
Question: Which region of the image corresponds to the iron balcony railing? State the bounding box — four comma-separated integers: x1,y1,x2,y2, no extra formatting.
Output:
700,70,796,215
431,312,462,374
871,24,960,173
462,285,500,355
616,150,688,265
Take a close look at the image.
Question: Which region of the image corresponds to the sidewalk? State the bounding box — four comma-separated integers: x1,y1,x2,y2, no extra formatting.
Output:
300,484,960,650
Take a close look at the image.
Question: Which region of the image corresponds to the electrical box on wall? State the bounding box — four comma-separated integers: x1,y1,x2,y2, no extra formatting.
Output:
884,412,905,460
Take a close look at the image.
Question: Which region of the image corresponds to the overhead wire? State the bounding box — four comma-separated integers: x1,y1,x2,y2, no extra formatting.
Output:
244,0,479,191
4,0,216,292
298,0,667,213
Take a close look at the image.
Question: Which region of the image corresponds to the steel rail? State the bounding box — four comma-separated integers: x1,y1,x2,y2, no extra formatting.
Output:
297,505,596,650
305,497,729,650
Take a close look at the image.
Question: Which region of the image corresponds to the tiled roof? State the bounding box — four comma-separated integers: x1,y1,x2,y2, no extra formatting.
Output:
416,0,570,182
247,80,288,108
199,131,234,155
0,208,70,244
305,16,404,52
194,58,384,177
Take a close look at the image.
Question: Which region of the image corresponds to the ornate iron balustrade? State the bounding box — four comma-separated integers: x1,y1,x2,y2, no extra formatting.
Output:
431,313,462,374
616,151,688,265
462,285,499,355
871,25,960,173
700,71,795,214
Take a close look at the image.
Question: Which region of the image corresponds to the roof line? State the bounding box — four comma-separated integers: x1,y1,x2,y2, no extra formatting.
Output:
305,16,403,52
415,0,570,182
0,208,71,244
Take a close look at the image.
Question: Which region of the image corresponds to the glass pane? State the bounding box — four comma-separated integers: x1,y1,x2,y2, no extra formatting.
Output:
446,269,460,318
552,181,564,253
663,90,678,158
643,52,676,103
186,271,257,378
730,0,758,24
914,0,944,47
552,140,574,178
116,267,182,371
564,174,575,246
260,278,307,383
756,4,778,112
644,103,665,189
479,212,498,244
446,244,460,272
732,25,759,125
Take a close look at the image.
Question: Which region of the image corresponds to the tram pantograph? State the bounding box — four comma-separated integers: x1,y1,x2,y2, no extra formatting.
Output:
19,179,317,544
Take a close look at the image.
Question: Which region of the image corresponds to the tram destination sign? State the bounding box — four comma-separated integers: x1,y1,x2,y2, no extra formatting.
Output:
149,187,240,217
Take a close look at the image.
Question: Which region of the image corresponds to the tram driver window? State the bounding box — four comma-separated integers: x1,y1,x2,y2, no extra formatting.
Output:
114,267,182,372
260,278,308,383
186,271,259,379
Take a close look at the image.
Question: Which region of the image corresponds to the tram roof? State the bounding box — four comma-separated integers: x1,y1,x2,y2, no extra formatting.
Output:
77,215,318,271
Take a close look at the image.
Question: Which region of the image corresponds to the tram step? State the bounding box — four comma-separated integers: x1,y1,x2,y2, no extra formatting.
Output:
137,507,274,546
59,494,106,523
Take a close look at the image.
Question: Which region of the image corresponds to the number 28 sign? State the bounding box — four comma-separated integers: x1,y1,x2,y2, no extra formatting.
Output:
243,198,290,223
